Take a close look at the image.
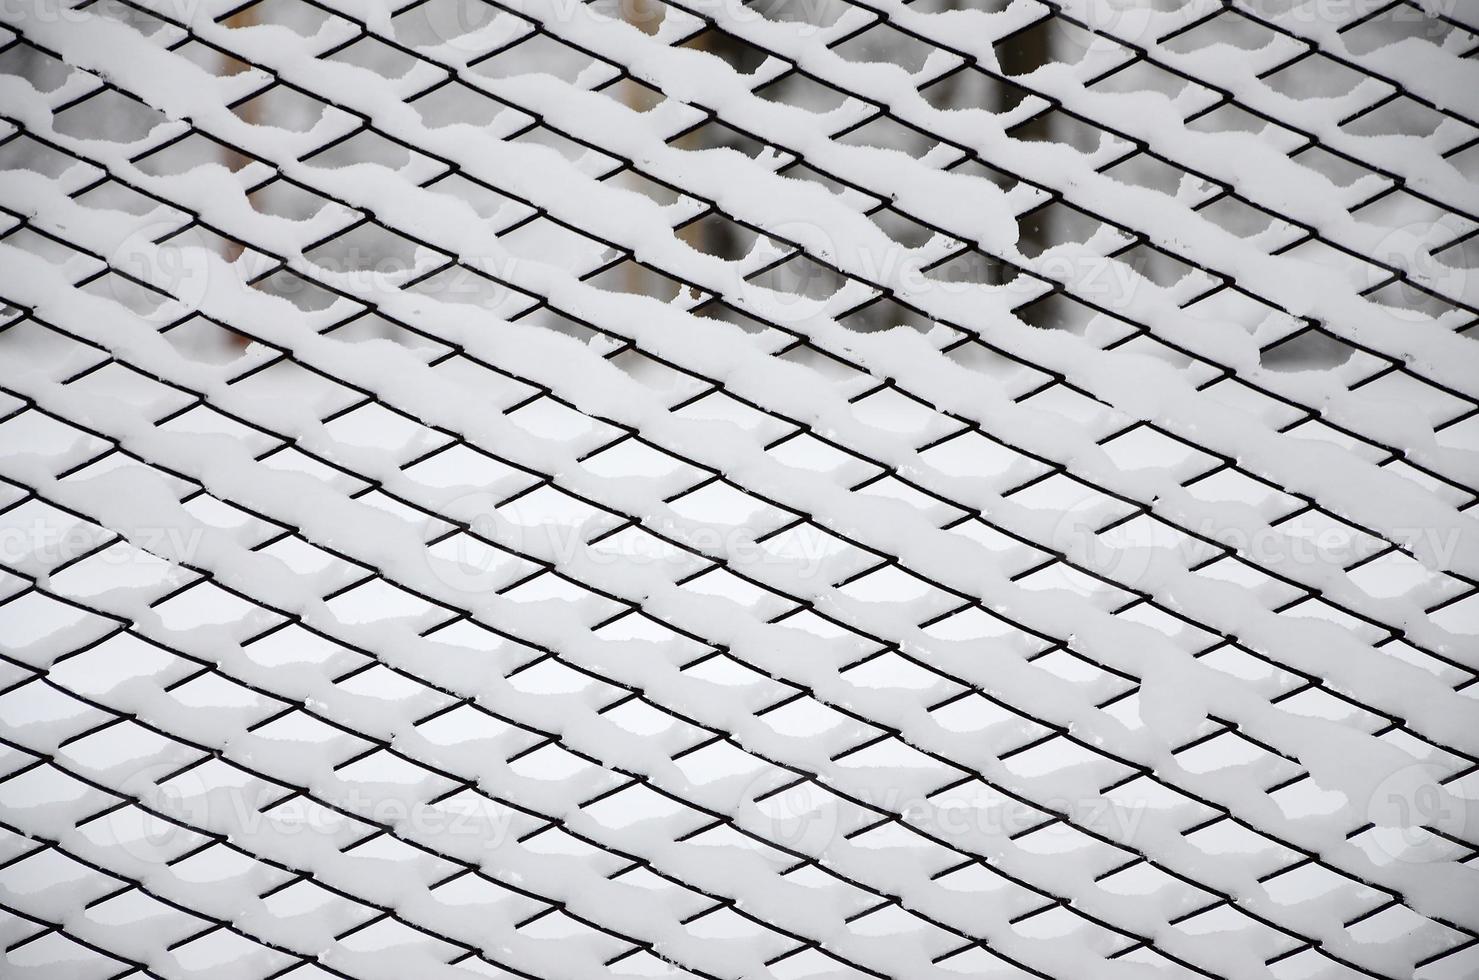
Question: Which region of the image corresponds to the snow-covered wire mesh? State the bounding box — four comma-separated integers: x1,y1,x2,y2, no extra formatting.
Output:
0,0,1477,978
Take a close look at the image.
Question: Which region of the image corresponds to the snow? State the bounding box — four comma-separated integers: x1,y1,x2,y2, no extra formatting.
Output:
1,0,1477,978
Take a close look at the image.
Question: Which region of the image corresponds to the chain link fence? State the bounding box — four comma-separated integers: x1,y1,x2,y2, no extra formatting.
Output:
0,0,1477,978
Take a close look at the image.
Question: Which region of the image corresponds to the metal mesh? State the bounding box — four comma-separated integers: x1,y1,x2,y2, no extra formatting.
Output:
0,0,1477,978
